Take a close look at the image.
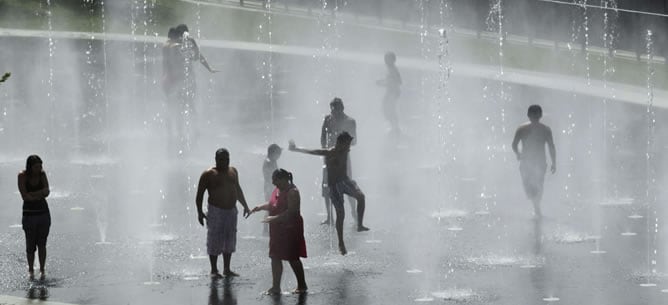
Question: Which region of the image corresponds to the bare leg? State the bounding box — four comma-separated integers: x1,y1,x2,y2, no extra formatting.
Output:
355,192,369,231
532,197,542,218
288,259,307,293
209,255,221,276
267,258,282,295
322,196,333,225
37,245,46,279
334,206,346,255
27,249,35,278
223,253,238,276
347,195,358,225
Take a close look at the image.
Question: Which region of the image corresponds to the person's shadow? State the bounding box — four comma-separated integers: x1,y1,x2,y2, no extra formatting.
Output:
208,277,237,305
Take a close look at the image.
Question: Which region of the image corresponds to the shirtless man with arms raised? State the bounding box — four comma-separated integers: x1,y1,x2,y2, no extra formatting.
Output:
195,148,251,277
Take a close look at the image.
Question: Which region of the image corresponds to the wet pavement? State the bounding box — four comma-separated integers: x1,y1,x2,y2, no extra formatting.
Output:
0,129,666,305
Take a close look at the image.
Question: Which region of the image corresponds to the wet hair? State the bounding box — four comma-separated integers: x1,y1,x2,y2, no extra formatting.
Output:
330,97,344,110
25,155,43,176
175,24,189,35
336,131,354,144
527,105,542,119
384,51,396,65
167,27,180,40
215,148,229,159
267,144,281,155
272,168,293,184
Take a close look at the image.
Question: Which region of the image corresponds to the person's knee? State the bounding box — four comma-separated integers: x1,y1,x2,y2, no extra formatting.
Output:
355,192,365,202
334,207,345,218
26,243,37,253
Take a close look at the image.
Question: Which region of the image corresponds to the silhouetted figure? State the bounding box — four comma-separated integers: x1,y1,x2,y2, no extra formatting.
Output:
162,25,217,154
162,27,190,152
289,132,369,255
512,105,556,217
195,148,251,277
320,97,357,226
376,52,402,134
262,144,282,234
18,155,51,281
250,169,308,295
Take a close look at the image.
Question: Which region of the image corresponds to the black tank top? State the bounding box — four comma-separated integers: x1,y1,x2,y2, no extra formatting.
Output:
23,173,49,216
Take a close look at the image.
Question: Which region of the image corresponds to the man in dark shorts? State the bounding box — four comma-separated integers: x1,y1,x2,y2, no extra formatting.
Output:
195,148,251,277
320,97,357,225
511,105,556,217
289,132,369,255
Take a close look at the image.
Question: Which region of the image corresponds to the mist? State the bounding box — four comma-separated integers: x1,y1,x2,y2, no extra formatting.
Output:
0,0,667,304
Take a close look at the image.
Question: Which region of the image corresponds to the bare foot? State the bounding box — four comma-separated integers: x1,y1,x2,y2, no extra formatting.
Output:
264,288,281,295
338,243,347,255
357,225,370,232
210,272,222,279
39,271,45,281
292,287,308,294
28,270,35,281
223,270,239,277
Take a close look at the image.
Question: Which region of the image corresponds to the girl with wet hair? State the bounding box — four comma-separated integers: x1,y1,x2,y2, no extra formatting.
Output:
17,154,51,280
250,168,307,295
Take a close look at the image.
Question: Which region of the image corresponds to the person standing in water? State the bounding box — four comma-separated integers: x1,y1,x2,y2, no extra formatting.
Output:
250,169,307,295
320,97,357,226
290,132,369,255
195,148,251,277
376,51,402,134
511,105,556,217
162,25,218,154
262,144,282,234
18,155,51,280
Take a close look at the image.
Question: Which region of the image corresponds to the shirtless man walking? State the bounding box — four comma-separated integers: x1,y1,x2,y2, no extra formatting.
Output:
195,148,251,277
289,132,369,255
511,105,556,217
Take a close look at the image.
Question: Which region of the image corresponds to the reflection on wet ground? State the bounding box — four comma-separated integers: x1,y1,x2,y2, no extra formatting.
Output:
0,152,666,305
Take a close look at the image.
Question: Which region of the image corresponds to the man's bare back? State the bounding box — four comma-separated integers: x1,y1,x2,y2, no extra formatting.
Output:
513,122,553,165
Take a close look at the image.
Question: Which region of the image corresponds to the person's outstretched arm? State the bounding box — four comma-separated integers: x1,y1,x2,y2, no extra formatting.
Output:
251,201,271,214
263,188,300,223
289,140,328,156
190,38,218,73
